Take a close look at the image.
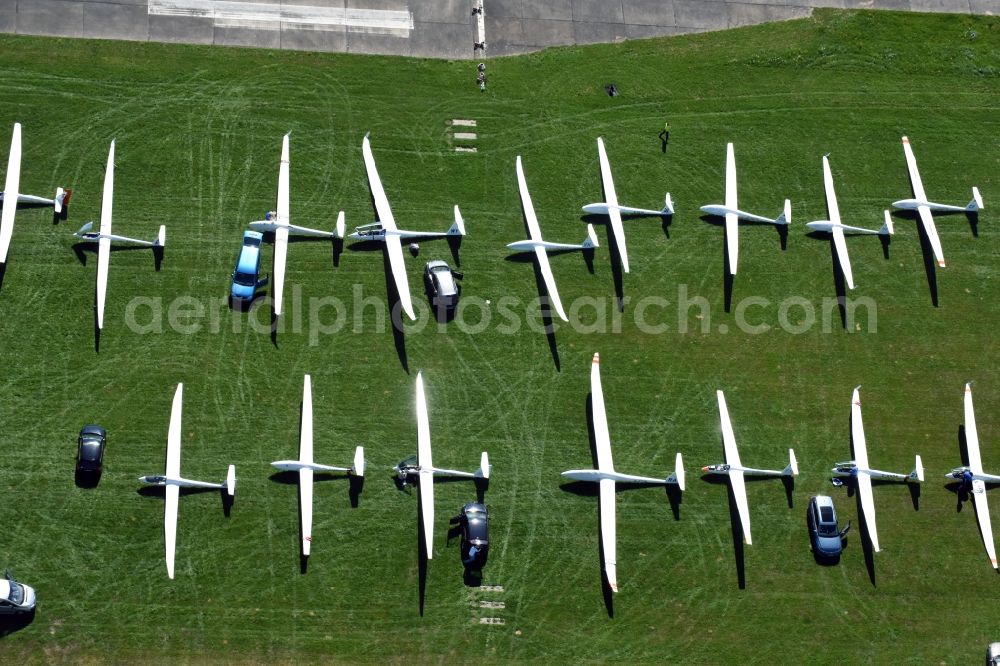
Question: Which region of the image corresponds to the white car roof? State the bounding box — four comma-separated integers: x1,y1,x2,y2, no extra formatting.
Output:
0,580,10,599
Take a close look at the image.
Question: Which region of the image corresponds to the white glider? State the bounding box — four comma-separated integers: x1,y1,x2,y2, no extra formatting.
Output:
252,135,347,318
581,137,673,274
1,127,72,258
700,143,790,275
271,375,364,559
139,384,236,579
830,387,923,553
353,134,466,321
247,137,345,314
508,155,598,322
561,352,684,592
702,390,798,545
946,383,999,569
0,125,69,221
892,136,983,269
0,187,69,216
805,155,892,290
73,140,165,330
0,123,22,265
394,372,490,560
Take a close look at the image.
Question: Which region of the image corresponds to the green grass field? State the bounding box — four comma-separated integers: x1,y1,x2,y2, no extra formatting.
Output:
0,8,998,663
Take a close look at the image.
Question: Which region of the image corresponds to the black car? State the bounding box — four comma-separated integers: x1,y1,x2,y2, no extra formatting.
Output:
459,502,489,569
76,425,107,476
807,495,849,560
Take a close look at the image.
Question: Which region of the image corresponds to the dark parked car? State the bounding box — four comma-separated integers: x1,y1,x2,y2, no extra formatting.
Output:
459,502,489,569
424,260,461,311
807,495,849,560
76,425,107,475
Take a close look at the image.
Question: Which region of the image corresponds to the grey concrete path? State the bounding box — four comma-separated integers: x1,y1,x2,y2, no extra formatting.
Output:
0,0,992,59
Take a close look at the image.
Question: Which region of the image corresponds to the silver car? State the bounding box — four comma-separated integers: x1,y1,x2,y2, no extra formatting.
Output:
424,260,461,310
0,571,36,615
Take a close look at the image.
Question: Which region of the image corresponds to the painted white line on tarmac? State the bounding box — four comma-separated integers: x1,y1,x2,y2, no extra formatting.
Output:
148,0,414,35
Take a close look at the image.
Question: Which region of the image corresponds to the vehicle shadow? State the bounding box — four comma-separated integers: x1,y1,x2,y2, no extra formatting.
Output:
0,609,35,637
228,289,269,313
74,469,102,489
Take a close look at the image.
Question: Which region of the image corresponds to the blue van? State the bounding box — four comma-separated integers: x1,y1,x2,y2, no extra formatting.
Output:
230,231,268,304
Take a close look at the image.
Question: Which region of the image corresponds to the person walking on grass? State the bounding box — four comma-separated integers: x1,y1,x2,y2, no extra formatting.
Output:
659,121,671,152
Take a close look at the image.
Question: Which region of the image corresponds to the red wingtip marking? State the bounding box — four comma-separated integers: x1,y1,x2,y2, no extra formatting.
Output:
902,136,910,143
938,260,946,268
593,353,600,364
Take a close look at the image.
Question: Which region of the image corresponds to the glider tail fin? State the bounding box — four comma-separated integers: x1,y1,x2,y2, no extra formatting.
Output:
665,451,685,491
775,199,791,226
55,187,71,218
225,464,237,496
154,225,166,247
967,187,983,213
661,193,675,216
447,205,466,236
352,445,366,477
475,451,491,479
879,210,894,236
335,210,346,239
910,455,924,483
582,223,599,249
783,449,799,476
